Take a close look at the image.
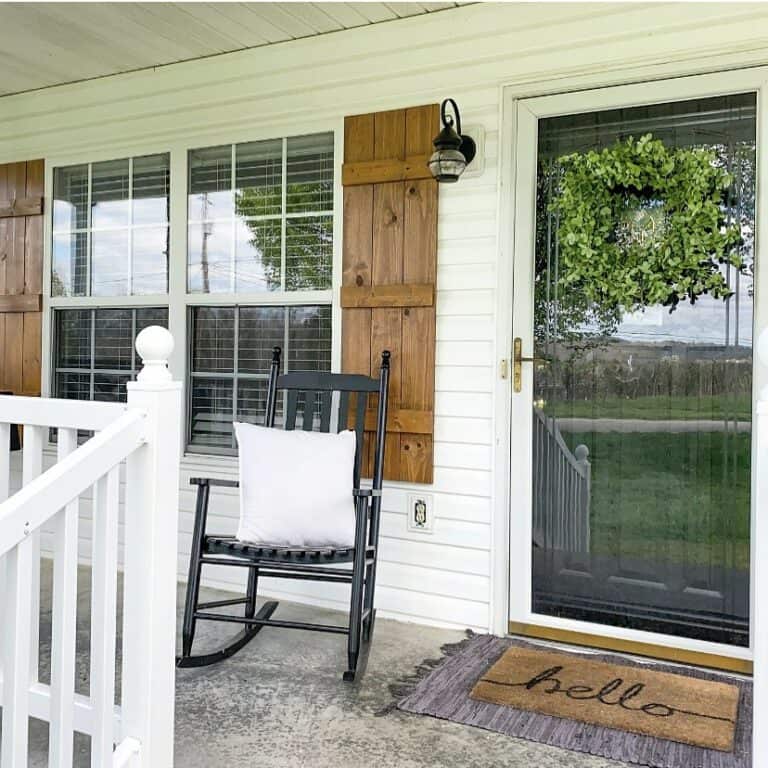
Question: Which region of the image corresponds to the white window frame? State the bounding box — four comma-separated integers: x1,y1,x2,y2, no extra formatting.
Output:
41,118,344,460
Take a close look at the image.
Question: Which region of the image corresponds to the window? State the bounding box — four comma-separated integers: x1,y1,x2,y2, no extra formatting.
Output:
48,130,335,455
188,133,333,293
53,308,169,403
52,154,170,297
188,305,331,452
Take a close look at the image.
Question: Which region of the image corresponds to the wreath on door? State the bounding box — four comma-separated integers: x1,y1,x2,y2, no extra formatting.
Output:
549,133,743,313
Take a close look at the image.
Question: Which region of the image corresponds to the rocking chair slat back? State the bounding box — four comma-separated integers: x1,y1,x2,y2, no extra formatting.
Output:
338,391,350,431
264,347,388,493
301,393,315,431
319,391,333,432
285,390,299,431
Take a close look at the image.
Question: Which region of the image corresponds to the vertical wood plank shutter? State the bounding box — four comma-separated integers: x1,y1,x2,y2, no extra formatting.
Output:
342,105,438,484
0,159,44,398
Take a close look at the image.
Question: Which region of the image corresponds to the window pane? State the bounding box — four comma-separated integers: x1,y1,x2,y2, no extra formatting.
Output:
188,221,233,293
235,139,282,217
285,216,332,290
94,309,133,371
132,154,170,226
188,146,233,221
286,133,333,213
91,159,129,229
136,307,169,335
94,373,131,403
238,306,284,374
55,372,90,401
234,218,281,292
52,232,88,297
133,226,169,294
53,165,88,231
236,378,269,426
91,229,129,296
191,307,235,373
288,305,332,370
190,378,234,448
55,309,91,368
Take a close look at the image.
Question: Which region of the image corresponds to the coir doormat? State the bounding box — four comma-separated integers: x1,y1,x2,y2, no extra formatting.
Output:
388,633,752,768
471,645,738,751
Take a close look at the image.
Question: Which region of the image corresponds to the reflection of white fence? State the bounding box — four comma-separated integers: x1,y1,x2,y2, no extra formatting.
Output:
532,408,591,554
0,327,181,768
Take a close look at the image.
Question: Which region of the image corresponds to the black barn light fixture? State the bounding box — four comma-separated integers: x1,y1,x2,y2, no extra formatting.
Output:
428,98,476,183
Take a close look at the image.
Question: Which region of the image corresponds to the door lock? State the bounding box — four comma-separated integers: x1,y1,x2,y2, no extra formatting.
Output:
513,337,549,393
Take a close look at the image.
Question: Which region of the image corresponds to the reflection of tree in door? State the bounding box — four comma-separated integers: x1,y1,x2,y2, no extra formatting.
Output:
532,93,756,647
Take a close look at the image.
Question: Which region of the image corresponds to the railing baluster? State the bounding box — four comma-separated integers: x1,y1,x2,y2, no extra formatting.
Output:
1,537,34,768
22,425,44,685
89,466,120,767
49,428,79,768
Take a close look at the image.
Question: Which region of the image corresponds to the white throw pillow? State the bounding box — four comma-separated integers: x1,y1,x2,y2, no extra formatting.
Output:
234,421,357,548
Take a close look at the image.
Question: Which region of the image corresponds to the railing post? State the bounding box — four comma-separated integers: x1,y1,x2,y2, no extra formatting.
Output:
122,327,182,768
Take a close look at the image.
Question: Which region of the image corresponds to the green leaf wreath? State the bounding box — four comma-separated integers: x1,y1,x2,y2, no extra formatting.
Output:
549,133,743,313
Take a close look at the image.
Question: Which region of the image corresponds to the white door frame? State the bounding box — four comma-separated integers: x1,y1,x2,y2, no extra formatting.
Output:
496,67,768,662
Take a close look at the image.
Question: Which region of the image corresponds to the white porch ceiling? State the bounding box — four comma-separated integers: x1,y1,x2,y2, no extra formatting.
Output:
0,2,463,97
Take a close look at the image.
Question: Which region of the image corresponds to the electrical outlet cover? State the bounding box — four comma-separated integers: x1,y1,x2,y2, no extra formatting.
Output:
407,493,434,533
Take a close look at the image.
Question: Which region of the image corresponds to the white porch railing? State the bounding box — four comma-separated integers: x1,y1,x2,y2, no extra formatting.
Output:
0,327,181,768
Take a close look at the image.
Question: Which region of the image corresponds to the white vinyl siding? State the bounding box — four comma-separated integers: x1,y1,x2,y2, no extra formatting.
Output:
3,3,768,631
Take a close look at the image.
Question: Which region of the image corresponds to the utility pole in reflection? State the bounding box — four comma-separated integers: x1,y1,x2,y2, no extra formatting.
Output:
201,193,211,294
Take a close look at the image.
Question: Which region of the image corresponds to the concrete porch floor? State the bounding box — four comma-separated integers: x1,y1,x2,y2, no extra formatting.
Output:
24,562,626,767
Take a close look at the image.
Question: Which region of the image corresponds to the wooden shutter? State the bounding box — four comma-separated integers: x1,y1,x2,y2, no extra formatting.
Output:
341,105,438,484
0,159,44,397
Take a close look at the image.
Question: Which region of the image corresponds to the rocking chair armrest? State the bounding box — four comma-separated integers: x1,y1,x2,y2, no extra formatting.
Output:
189,477,240,489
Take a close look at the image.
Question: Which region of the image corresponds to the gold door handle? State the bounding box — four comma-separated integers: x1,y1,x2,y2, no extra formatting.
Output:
513,337,549,393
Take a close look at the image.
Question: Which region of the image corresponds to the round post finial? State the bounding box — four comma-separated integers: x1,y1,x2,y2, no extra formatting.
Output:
136,326,174,383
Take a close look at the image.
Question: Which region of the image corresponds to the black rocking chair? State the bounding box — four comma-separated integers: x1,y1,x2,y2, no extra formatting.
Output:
177,347,390,681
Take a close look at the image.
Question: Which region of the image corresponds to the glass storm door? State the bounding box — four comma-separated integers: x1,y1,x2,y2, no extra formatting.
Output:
509,81,759,657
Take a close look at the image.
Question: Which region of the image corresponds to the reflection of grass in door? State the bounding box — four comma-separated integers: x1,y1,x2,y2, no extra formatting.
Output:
564,430,751,569
549,394,752,421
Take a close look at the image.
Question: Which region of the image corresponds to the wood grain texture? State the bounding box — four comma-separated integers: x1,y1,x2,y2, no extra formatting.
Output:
3,312,23,393
344,113,374,163
406,103,440,156
340,283,433,308
342,185,373,288
364,408,433,434
0,164,8,294
0,294,41,312
372,178,404,286
404,180,438,283
0,159,43,397
371,307,402,478
22,312,41,396
24,160,44,295
342,104,437,483
341,155,431,186
401,434,433,485
0,196,43,218
5,162,27,296
374,109,405,161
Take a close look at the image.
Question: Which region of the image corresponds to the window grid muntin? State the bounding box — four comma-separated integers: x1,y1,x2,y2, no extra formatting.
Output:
52,154,170,297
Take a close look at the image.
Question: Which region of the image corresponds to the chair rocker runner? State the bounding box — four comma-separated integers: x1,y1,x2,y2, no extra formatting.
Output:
177,347,390,681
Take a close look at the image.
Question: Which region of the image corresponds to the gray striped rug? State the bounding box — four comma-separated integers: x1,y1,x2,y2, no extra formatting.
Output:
389,633,752,768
